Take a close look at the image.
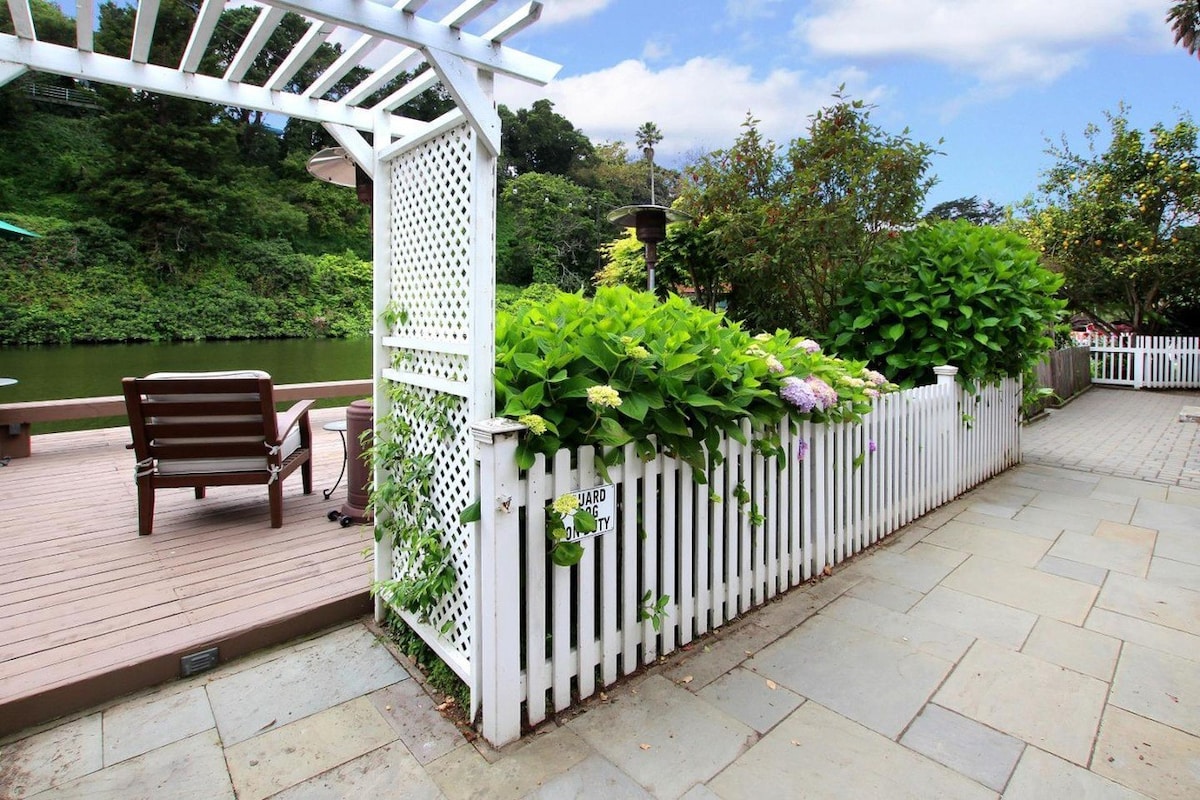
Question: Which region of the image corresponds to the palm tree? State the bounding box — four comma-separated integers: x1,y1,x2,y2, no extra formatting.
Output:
1168,1,1200,59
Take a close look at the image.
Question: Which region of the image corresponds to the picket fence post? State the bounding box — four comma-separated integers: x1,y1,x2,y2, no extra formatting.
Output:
933,366,960,495
471,418,527,747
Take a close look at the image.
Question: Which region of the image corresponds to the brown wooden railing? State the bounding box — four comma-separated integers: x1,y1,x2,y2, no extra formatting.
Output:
0,379,372,460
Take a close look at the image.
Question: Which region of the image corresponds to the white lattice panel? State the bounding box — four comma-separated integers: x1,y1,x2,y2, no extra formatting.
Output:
380,123,480,672
388,125,475,344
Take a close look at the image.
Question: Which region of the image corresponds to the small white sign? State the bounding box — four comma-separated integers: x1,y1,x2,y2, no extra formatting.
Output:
562,484,617,542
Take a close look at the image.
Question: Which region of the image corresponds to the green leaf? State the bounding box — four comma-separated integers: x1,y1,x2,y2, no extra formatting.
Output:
459,499,481,524
550,541,584,567
884,322,905,342
572,509,597,533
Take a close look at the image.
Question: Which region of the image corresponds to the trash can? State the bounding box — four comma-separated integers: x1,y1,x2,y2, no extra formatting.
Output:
340,399,374,524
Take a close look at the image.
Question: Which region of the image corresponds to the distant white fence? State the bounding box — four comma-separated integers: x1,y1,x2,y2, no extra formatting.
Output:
471,368,1021,745
1089,335,1200,389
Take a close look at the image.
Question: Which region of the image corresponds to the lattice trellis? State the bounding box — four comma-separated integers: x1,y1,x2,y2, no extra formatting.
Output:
378,122,484,679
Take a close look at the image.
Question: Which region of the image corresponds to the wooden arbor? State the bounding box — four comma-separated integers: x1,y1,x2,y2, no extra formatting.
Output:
1,0,559,741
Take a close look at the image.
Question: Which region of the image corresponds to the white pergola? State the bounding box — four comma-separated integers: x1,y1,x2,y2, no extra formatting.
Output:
2,0,559,740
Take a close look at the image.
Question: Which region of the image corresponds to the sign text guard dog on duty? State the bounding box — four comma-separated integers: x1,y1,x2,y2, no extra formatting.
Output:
561,484,616,542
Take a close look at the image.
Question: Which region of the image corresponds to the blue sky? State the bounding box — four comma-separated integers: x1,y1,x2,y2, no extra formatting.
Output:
49,1,1198,211
491,0,1198,211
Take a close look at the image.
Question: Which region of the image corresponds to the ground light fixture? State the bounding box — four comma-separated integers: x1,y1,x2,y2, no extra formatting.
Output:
606,204,691,292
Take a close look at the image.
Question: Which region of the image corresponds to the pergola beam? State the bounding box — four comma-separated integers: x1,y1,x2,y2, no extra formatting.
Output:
267,17,336,91
75,0,94,52
323,123,375,179
0,36,422,136
0,59,27,88
483,2,542,44
130,0,160,64
224,5,287,83
422,48,500,156
261,0,560,85
6,0,34,40
343,0,489,109
180,0,224,74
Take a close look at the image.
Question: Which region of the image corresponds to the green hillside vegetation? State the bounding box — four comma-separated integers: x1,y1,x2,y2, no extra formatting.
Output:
0,1,658,345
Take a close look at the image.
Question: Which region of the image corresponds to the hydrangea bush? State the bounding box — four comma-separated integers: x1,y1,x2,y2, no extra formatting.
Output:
495,286,898,478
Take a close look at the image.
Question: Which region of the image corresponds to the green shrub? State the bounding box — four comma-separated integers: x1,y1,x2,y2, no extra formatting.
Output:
495,285,896,477
829,220,1066,387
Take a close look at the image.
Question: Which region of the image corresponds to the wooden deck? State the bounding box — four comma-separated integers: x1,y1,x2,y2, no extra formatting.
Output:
0,407,374,736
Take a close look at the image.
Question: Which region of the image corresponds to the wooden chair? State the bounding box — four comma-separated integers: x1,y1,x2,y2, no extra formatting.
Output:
122,371,314,536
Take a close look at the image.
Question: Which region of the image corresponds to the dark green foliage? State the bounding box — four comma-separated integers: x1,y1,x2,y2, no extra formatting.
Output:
0,220,372,344
499,100,596,181
497,172,607,290
924,196,1003,226
829,220,1067,387
677,97,938,334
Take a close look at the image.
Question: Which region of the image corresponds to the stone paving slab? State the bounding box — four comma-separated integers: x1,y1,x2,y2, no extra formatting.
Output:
225,697,398,800
923,520,1052,567
566,675,755,800
748,612,953,739
696,666,805,734
101,685,213,767
1049,531,1152,577
29,730,234,800
1093,706,1200,800
942,554,1100,625
1095,573,1200,637
707,702,996,800
898,703,1024,791
1109,644,1200,736
271,742,446,800
1004,747,1153,800
0,714,102,799
1021,616,1121,681
909,585,1037,650
934,640,1109,766
207,622,411,746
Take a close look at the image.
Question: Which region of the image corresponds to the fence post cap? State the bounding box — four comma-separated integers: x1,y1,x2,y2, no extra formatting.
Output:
471,417,528,444
932,365,959,376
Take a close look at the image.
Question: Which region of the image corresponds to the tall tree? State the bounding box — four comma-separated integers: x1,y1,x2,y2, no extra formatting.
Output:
678,97,937,333
924,196,1003,226
1168,1,1200,58
498,100,595,180
1015,107,1200,332
635,122,663,151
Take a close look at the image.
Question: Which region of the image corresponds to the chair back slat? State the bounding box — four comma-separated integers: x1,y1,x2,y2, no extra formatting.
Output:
144,420,266,440
147,441,269,460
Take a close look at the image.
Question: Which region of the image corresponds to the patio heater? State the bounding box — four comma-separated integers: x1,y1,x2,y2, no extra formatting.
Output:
306,146,372,204
607,143,690,292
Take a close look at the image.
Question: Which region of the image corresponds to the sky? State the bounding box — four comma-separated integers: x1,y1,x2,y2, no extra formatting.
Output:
486,0,1197,210
45,0,1199,211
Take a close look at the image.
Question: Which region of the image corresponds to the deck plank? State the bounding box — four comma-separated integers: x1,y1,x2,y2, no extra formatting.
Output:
0,406,375,735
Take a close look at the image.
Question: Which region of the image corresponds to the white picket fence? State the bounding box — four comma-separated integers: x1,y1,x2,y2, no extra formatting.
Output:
1089,335,1200,389
471,367,1021,745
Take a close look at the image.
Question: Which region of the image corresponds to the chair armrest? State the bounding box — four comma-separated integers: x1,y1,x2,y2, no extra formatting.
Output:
276,400,316,439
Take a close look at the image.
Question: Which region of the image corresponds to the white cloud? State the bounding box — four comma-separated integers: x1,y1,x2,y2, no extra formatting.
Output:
795,0,1170,84
497,57,884,162
538,0,617,27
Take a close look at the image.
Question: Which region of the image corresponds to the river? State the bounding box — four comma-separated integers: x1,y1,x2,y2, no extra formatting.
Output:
0,338,372,432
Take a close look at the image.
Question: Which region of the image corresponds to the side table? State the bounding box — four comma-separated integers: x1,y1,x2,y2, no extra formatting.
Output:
323,419,348,500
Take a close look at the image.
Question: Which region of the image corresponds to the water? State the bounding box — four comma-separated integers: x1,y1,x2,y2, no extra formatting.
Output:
0,338,372,432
